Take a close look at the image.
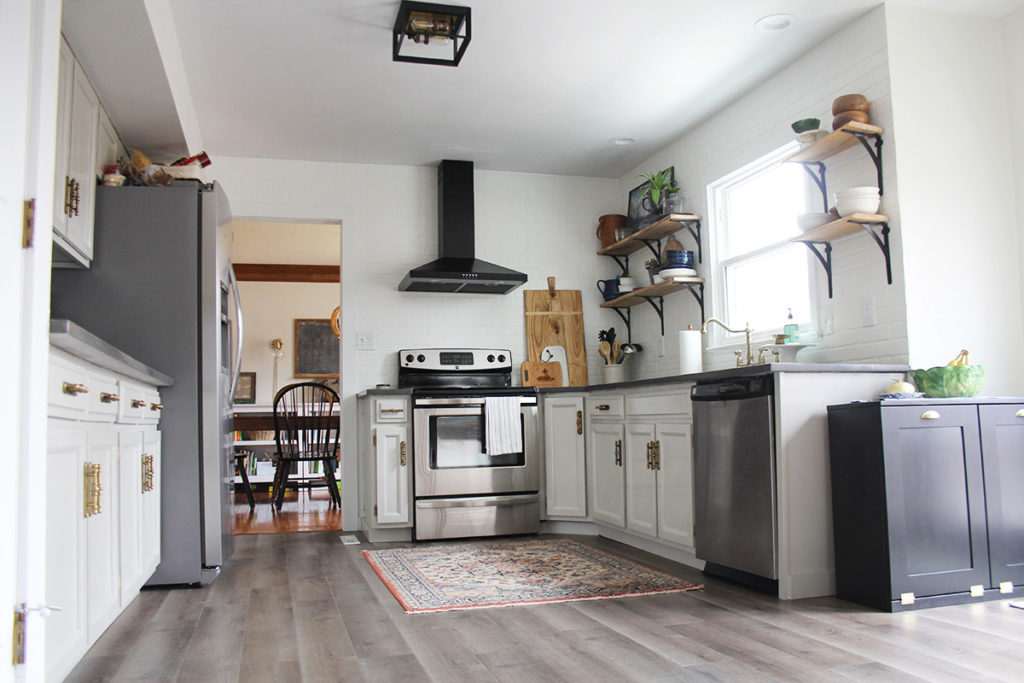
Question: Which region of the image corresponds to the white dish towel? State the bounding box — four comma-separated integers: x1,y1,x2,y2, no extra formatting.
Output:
485,396,523,456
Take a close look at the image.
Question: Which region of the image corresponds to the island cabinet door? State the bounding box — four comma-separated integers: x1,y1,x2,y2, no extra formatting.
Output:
979,404,1024,588
625,422,657,537
589,421,625,527
882,404,989,599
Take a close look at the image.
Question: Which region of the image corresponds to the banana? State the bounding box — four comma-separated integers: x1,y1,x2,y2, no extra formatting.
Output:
947,349,970,366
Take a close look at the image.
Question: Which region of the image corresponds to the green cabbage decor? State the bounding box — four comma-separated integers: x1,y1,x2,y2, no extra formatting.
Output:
909,364,986,398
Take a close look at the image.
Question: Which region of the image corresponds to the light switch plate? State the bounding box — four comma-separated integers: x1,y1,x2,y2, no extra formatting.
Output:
356,331,376,350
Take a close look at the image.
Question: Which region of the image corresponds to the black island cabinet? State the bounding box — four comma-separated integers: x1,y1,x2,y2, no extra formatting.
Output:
827,398,1024,611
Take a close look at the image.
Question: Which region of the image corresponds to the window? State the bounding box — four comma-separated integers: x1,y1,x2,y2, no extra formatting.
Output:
707,144,816,345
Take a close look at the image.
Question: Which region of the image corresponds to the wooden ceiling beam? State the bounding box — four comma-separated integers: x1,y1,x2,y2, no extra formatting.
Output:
233,264,340,283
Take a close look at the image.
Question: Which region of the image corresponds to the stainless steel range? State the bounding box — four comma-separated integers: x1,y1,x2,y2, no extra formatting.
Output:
398,348,540,541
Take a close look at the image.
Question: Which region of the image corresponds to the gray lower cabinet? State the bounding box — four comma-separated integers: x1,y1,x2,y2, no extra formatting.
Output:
828,399,1024,611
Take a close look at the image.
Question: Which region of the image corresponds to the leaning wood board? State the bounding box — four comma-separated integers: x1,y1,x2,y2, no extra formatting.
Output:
524,287,588,386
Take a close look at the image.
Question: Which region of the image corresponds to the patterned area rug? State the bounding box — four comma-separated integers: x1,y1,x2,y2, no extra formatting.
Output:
362,538,702,613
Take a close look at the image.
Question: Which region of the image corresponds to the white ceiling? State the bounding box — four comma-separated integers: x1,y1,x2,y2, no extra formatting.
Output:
62,0,1023,178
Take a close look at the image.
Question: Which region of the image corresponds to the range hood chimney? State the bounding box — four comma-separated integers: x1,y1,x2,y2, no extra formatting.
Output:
398,160,528,294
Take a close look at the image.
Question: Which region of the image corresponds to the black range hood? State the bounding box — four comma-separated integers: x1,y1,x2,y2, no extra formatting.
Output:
399,160,527,294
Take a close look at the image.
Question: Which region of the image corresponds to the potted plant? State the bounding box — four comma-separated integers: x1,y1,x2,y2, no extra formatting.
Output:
638,169,680,215
618,271,636,292
644,258,663,285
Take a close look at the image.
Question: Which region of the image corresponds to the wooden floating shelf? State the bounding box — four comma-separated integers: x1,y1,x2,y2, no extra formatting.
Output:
600,276,705,308
792,213,888,243
785,122,884,164
598,214,702,256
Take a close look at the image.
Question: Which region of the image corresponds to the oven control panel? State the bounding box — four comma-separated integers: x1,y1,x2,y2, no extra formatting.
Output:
399,348,511,371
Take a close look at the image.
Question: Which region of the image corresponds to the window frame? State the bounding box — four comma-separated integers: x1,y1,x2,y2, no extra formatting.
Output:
705,142,821,350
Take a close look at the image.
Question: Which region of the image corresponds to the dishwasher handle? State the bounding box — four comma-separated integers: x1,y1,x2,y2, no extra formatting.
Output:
691,375,773,401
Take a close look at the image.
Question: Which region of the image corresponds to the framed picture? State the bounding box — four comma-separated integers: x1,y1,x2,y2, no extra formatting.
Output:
233,372,256,404
627,166,676,230
294,319,340,378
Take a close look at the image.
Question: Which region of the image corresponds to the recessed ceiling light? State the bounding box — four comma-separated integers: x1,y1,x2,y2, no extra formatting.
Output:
610,137,635,146
755,13,795,31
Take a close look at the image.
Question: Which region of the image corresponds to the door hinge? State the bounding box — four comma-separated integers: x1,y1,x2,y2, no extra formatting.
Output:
12,610,25,665
22,198,35,248
373,504,378,517
373,432,377,447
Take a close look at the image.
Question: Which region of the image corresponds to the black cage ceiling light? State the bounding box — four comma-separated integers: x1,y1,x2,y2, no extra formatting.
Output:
393,1,471,67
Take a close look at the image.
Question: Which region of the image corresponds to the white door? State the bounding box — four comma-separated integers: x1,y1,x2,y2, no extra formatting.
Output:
85,426,120,643
118,429,145,605
142,429,162,575
625,422,658,537
375,425,409,524
63,59,100,261
543,396,587,518
2,0,62,677
589,421,625,527
655,422,695,549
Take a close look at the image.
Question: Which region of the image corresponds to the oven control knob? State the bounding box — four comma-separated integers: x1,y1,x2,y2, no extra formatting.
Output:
405,354,414,363
497,354,506,363
487,354,495,363
417,354,426,363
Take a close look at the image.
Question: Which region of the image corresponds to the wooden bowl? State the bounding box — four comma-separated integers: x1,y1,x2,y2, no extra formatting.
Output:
831,93,869,115
832,110,870,130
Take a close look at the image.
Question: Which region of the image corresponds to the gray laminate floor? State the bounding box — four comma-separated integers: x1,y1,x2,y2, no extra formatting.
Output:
67,531,1024,682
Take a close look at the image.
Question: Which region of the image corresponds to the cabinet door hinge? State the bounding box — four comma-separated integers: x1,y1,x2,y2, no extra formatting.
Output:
373,504,378,517
12,610,25,665
373,432,377,447
22,198,35,248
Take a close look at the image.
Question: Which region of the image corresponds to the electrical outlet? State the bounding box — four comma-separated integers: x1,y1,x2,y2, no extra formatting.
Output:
355,331,376,351
861,296,876,327
820,307,835,336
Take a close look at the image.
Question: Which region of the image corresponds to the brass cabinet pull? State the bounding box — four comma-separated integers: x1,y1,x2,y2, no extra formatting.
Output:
150,403,163,411
595,404,610,411
654,440,661,470
1016,409,1024,418
142,454,155,493
83,462,102,517
380,408,404,414
99,392,119,403
68,177,80,216
576,410,583,435
921,410,941,420
63,176,72,216
131,399,146,409
646,442,653,470
614,439,622,466
400,441,407,467
62,382,89,396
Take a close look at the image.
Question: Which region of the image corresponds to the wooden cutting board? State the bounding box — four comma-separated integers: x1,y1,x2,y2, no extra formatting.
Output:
524,277,588,386
521,361,562,388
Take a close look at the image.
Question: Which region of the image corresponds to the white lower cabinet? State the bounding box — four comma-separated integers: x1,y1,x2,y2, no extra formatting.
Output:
542,395,587,518
46,346,164,682
589,419,626,527
624,421,694,548
358,395,413,540
375,425,410,524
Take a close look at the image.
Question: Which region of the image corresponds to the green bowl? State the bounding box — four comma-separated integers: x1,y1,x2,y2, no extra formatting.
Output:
909,364,986,398
791,117,821,133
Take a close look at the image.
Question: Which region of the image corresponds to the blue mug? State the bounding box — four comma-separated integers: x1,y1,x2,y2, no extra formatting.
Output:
597,278,619,300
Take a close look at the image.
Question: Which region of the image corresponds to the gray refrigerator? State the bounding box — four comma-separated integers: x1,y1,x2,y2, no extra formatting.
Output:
51,181,241,585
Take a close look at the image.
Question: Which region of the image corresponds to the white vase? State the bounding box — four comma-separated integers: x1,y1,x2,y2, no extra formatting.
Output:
602,364,625,383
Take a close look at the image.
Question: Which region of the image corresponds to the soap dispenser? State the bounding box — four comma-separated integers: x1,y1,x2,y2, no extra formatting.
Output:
783,307,798,343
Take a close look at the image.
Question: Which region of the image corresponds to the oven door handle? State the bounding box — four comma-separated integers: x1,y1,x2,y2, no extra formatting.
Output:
415,494,540,509
414,397,538,407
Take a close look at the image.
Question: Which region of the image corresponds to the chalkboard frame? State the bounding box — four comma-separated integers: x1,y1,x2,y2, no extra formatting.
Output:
294,318,339,378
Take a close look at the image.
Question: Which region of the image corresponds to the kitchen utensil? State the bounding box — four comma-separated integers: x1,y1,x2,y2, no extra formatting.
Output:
832,110,870,130
521,361,563,387
598,341,612,364
524,277,588,386
791,117,820,133
612,340,622,364
540,345,570,386
596,214,627,249
831,93,869,115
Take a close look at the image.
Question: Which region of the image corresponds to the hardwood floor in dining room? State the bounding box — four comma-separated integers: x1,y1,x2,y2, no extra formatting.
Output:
66,532,1024,682
232,488,343,534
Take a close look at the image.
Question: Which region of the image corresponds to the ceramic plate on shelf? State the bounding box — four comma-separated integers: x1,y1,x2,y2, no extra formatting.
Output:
659,267,697,277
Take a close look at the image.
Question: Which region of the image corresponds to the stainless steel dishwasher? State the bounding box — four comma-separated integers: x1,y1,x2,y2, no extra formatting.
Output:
691,375,778,592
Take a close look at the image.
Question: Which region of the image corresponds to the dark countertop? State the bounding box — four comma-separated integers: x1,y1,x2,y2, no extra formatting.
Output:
356,387,414,399
50,319,174,386
830,396,1024,408
542,362,910,393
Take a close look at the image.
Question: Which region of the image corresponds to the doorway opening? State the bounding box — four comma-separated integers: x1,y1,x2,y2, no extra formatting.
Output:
227,220,342,534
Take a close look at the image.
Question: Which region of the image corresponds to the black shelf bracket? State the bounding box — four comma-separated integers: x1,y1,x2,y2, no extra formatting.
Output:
671,218,703,263
639,295,666,336
801,241,835,299
678,282,706,322
799,162,829,213
637,238,662,261
853,220,893,285
849,132,884,195
608,306,632,343
609,254,629,274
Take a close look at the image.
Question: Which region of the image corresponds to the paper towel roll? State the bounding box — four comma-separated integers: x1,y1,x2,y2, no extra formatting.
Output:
679,329,703,375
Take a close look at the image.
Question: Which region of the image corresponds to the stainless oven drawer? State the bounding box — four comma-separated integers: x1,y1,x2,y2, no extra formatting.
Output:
414,494,540,540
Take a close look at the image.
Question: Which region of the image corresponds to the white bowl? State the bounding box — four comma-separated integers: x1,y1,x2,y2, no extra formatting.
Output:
796,212,832,233
838,186,880,196
760,343,809,362
836,196,880,216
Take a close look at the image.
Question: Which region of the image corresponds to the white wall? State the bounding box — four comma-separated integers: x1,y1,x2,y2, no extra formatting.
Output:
886,3,1024,394
616,6,906,378
1004,6,1024,354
